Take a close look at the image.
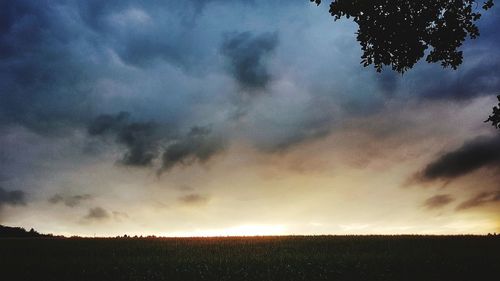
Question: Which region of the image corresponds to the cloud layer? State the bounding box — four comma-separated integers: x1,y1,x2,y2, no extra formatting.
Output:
416,133,500,211
418,135,500,182
1,0,500,234
0,187,26,208
221,31,279,91
49,194,93,208
423,194,455,210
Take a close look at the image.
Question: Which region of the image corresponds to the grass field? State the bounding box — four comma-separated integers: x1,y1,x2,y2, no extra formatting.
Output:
1,235,499,281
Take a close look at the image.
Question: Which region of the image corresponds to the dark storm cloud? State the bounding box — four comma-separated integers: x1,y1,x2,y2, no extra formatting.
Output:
1,0,500,189
117,122,162,166
76,0,133,31
417,135,500,182
88,113,225,171
0,0,93,132
376,71,400,97
0,187,26,207
1,0,233,180
456,191,500,210
0,0,54,58
88,112,163,167
178,194,210,205
85,207,110,220
221,31,279,90
76,0,238,68
0,0,231,134
1,0,498,136
77,0,221,31
159,126,225,173
414,58,500,100
49,194,92,207
423,194,455,210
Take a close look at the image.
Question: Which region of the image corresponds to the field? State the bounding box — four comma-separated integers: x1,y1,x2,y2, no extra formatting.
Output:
1,235,499,281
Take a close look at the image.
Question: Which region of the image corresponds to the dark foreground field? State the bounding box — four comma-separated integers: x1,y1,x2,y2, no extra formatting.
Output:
1,235,499,281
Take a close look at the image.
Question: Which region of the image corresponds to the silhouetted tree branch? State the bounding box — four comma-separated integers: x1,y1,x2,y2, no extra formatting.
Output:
485,95,500,129
311,0,495,73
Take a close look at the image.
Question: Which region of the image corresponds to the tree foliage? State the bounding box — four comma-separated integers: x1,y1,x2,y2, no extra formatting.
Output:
311,0,495,73
485,95,500,129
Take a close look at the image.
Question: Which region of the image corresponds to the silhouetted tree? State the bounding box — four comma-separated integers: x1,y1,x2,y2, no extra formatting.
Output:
0,225,44,237
485,95,500,129
311,0,495,73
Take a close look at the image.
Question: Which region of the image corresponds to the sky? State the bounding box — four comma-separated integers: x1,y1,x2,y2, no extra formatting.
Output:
1,0,499,237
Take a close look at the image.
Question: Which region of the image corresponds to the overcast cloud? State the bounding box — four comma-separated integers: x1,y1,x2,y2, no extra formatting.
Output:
1,0,499,235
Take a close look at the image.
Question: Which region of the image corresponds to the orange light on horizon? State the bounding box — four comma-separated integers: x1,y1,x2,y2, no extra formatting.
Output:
162,224,288,237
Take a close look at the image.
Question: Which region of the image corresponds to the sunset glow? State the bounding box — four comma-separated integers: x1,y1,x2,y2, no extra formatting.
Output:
164,225,288,237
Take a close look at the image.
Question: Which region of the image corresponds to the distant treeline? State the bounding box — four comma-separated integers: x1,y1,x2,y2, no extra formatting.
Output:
0,225,61,238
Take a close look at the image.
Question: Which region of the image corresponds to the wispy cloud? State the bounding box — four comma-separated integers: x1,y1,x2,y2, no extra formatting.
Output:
456,191,500,210
416,135,500,182
49,194,93,208
178,194,210,205
423,194,455,210
84,207,110,221
0,187,26,207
